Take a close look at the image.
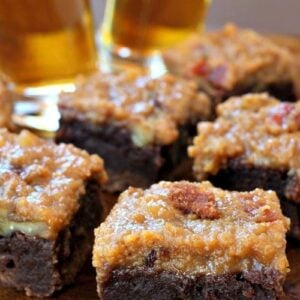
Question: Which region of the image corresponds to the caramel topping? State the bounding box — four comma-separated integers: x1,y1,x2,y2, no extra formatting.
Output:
239,193,282,223
0,129,107,239
93,181,289,280
59,71,211,146
168,181,219,219
163,24,295,91
189,94,300,190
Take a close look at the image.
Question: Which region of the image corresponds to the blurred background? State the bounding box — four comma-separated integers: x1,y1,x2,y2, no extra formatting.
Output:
92,0,300,35
3,0,299,133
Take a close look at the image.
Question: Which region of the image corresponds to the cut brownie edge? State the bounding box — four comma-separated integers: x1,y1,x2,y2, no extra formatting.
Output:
56,120,162,192
56,119,195,192
224,80,297,103
195,80,296,121
99,267,284,300
0,179,102,297
208,158,299,238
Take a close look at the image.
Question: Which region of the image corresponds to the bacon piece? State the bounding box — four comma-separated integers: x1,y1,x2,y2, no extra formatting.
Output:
168,182,219,219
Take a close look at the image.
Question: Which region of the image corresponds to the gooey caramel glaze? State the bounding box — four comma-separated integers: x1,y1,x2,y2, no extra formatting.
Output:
0,129,107,239
93,181,289,281
189,94,300,191
59,71,211,146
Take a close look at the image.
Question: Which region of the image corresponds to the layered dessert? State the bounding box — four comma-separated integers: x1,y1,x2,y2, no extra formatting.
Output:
163,24,297,105
0,129,107,297
56,71,211,192
93,181,289,299
189,93,300,238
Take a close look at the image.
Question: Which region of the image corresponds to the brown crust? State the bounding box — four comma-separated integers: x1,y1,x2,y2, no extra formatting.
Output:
98,266,284,300
0,180,102,297
168,181,219,219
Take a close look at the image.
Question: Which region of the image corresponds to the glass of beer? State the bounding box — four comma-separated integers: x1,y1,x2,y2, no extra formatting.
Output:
0,0,97,95
101,0,211,58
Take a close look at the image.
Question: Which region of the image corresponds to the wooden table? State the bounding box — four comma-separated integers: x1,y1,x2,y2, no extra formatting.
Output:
1,35,300,299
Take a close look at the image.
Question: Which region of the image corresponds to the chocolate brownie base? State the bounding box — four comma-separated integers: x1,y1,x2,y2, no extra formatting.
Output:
99,267,284,300
208,159,300,238
199,81,296,115
225,81,296,102
56,120,194,192
0,180,102,297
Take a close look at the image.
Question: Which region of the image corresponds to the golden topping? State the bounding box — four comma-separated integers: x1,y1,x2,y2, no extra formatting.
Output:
0,129,107,239
93,181,289,278
189,94,300,188
59,71,211,146
164,24,295,91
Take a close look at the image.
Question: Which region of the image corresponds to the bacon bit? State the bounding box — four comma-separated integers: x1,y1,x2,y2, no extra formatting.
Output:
241,195,279,223
208,65,228,88
285,175,300,203
190,60,209,76
255,207,279,223
269,103,294,125
271,114,283,125
168,182,219,219
294,113,300,127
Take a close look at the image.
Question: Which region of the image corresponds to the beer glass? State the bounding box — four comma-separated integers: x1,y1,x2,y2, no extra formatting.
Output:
0,0,97,94
101,0,211,58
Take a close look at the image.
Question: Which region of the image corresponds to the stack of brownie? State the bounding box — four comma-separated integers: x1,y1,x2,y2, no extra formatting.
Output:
0,129,107,297
163,24,298,104
56,71,211,192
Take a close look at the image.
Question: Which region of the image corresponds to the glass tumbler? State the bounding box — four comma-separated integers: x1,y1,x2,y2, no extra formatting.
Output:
101,0,211,59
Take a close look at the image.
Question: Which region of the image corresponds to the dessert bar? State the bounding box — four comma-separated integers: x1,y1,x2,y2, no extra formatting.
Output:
56,71,211,192
164,24,297,105
0,129,107,297
93,180,289,299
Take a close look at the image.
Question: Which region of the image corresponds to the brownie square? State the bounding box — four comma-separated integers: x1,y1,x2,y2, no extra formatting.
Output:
56,71,211,192
163,24,297,105
93,181,289,299
189,93,300,238
0,129,107,297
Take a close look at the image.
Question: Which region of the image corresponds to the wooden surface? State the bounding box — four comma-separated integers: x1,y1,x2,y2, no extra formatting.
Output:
1,35,300,299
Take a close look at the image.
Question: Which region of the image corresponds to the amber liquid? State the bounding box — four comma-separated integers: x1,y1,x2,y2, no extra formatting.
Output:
0,0,97,89
101,0,210,55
